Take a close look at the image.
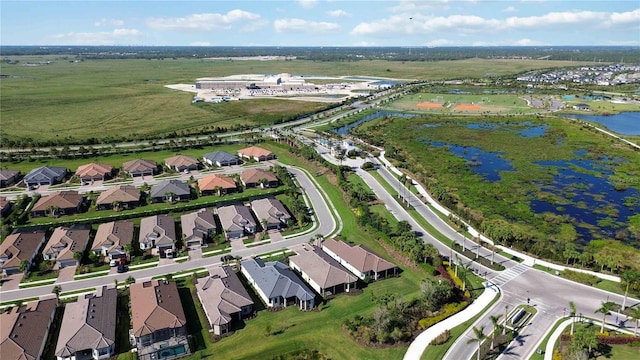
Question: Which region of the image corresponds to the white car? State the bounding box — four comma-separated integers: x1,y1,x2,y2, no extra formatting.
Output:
109,259,119,267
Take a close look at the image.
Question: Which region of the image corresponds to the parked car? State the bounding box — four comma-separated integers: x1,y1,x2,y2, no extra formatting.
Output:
109,259,119,267
117,264,128,273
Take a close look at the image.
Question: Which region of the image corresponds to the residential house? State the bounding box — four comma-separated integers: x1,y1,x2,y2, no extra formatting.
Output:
202,151,238,167
0,170,21,188
0,299,57,360
122,159,157,177
180,209,217,248
250,197,291,231
24,166,67,188
241,258,315,310
198,174,237,196
321,238,398,281
216,204,256,240
289,244,358,297
75,163,113,183
54,286,117,360
164,155,199,172
91,221,134,263
130,280,190,360
31,190,83,217
240,168,279,189
237,146,275,162
42,225,91,269
95,185,140,210
573,103,590,111
0,196,11,217
0,230,47,276
195,266,253,335
150,180,191,203
139,215,176,258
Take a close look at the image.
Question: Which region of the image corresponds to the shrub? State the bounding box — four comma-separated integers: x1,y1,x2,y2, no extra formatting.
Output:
597,335,640,345
430,329,451,345
419,302,468,329
552,349,563,360
560,269,599,286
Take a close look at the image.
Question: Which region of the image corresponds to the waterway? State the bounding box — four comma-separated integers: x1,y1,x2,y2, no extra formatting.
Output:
562,112,640,135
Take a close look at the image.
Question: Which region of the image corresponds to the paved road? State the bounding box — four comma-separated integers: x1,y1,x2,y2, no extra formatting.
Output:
0,165,338,303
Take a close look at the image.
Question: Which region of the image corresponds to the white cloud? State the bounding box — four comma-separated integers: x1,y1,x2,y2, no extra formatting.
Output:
424,39,456,47
327,9,349,17
504,11,606,29
298,0,318,8
274,18,340,34
502,6,517,13
513,38,548,46
94,18,125,27
146,10,261,31
606,9,640,26
51,28,142,45
190,41,211,46
352,14,500,36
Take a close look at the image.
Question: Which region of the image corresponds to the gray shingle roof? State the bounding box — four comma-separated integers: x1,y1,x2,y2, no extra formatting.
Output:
241,258,314,301
23,166,66,184
202,151,238,165
150,180,191,199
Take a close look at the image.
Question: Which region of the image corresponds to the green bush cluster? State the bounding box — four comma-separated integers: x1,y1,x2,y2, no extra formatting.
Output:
429,329,451,345
419,301,468,329
560,269,600,286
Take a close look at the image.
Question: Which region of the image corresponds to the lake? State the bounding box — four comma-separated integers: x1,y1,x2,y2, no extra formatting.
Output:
562,112,640,135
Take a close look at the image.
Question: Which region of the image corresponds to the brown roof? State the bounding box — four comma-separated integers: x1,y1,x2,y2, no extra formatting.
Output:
289,244,357,290
139,215,176,247
250,197,291,225
95,185,140,205
91,221,134,254
55,286,117,357
43,226,91,262
0,230,46,271
240,168,278,184
31,191,83,213
322,238,396,274
198,174,236,192
165,155,198,168
238,146,273,158
75,163,113,178
0,196,10,212
122,159,156,173
0,299,56,360
130,280,187,337
196,266,253,327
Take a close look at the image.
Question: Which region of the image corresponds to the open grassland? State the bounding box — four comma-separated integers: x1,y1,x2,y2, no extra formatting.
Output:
388,92,532,114
1,57,591,144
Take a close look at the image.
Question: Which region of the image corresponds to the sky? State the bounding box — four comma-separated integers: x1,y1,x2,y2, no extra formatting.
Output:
1,0,639,47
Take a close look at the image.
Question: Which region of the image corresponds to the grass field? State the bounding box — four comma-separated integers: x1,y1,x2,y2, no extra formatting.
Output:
389,92,532,114
1,57,592,144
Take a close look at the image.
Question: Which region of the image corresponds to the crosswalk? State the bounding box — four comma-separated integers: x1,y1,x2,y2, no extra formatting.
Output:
489,263,530,286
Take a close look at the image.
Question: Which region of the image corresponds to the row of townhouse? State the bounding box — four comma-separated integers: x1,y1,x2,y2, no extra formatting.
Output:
0,239,398,360
2,146,276,189
28,167,279,217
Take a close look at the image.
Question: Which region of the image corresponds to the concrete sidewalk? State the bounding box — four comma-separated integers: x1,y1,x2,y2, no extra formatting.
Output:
403,283,500,360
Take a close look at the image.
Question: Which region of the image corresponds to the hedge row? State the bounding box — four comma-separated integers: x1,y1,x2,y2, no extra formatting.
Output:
418,301,468,329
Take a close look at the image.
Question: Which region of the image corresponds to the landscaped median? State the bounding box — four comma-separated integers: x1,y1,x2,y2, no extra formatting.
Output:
404,283,500,360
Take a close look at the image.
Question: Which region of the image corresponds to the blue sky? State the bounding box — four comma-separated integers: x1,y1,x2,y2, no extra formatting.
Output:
2,1,639,47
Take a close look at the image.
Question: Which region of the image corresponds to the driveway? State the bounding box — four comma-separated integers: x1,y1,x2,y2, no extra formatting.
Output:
0,273,24,291
230,238,246,252
56,266,77,283
268,230,284,242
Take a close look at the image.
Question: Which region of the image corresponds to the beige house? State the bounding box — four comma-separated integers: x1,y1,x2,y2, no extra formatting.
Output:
250,197,291,230
95,185,140,210
0,230,47,275
237,146,275,162
75,163,113,183
164,155,199,172
31,190,83,217
0,299,57,360
91,221,134,263
43,225,91,269
289,244,358,297
180,208,217,248
240,168,279,189
139,215,176,258
321,238,397,281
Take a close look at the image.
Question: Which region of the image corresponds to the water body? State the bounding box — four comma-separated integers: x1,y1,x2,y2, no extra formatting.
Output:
426,141,514,182
562,112,640,135
333,111,418,135
530,156,639,244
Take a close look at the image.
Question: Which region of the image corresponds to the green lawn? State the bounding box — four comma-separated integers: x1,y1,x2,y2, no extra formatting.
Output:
389,92,531,114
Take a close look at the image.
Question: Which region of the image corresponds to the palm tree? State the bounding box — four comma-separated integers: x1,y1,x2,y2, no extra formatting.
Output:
594,301,616,333
52,285,62,305
621,269,640,310
627,306,640,336
467,325,487,360
503,305,509,335
569,301,577,335
489,315,501,350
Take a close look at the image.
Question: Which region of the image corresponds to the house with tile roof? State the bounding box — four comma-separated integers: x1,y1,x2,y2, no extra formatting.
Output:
0,299,57,360
95,185,140,210
150,180,191,203
202,151,238,167
241,258,315,310
122,159,157,177
75,163,113,183
216,204,257,240
43,225,91,269
55,286,117,360
164,155,199,172
321,238,398,281
0,230,47,276
237,146,275,162
31,190,83,217
130,280,190,360
180,208,217,248
139,215,176,258
289,244,358,297
198,174,237,196
0,170,21,188
196,266,253,335
24,166,67,188
91,221,134,263
250,197,292,230
240,168,279,189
